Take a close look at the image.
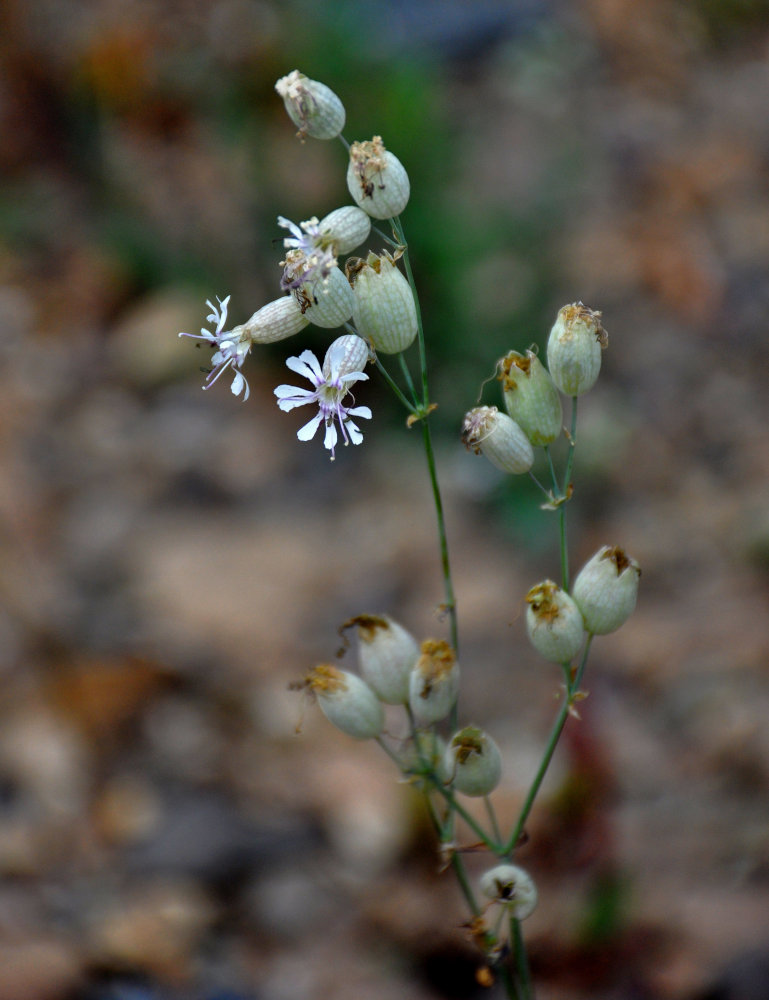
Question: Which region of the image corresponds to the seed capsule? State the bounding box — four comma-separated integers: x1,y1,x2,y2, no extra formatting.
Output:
275,71,345,140
350,614,419,705
499,349,563,446
444,726,502,797
409,640,459,725
318,206,371,254
347,251,417,354
572,545,641,635
236,296,310,344
479,864,538,920
289,264,354,329
461,406,534,475
546,302,607,396
304,665,384,740
346,136,410,219
525,580,585,663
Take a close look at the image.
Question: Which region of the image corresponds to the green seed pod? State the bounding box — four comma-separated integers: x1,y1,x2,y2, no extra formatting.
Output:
347,251,417,354
546,302,607,396
237,295,310,344
479,864,538,920
461,406,534,475
293,265,354,329
572,545,641,635
444,726,502,797
525,580,585,663
318,206,371,254
346,136,410,219
304,664,384,740
409,640,459,725
350,614,419,705
275,71,345,140
499,349,563,446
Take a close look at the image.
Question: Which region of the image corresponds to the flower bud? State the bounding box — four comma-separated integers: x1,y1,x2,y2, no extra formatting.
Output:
546,302,607,396
572,546,641,635
319,206,371,254
322,334,369,381
304,664,384,740
479,864,538,920
461,406,534,475
236,295,309,344
409,640,459,725
525,580,584,663
275,71,345,140
499,349,563,446
444,726,502,797
350,614,419,705
289,263,354,329
346,136,410,219
347,251,417,354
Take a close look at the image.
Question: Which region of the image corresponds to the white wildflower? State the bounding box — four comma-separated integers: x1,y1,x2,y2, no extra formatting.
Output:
179,296,251,400
274,334,371,459
278,217,338,291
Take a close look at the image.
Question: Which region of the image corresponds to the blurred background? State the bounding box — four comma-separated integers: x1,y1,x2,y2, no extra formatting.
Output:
3,0,769,998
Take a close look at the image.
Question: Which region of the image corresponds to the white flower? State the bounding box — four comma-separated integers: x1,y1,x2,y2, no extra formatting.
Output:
278,217,338,291
274,335,371,459
179,295,251,400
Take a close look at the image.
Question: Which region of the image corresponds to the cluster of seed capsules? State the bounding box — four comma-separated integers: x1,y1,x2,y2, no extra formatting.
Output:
271,73,642,930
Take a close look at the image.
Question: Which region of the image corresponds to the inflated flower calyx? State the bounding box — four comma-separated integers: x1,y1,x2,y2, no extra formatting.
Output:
278,209,370,294
546,302,607,396
444,726,502,797
303,664,384,740
346,136,410,219
318,206,371,254
347,613,419,705
347,251,418,354
285,260,354,329
321,334,370,381
236,296,310,344
275,71,345,140
408,640,459,725
572,545,641,635
499,349,563,446
461,406,534,475
525,580,585,663
479,864,538,920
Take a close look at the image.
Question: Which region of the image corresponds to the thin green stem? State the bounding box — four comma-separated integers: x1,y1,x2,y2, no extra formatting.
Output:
511,917,534,999
485,795,503,846
558,396,579,592
384,215,458,655
504,636,593,855
421,419,458,652
374,355,418,413
372,224,401,249
392,216,428,405
398,351,418,403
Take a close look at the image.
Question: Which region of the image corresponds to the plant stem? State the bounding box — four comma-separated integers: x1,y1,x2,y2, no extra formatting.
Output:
503,635,593,854
511,917,534,999
389,215,459,655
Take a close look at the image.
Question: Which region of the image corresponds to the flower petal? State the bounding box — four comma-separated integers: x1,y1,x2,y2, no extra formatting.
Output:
285,351,323,383
297,411,324,441
344,419,364,445
323,421,339,453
